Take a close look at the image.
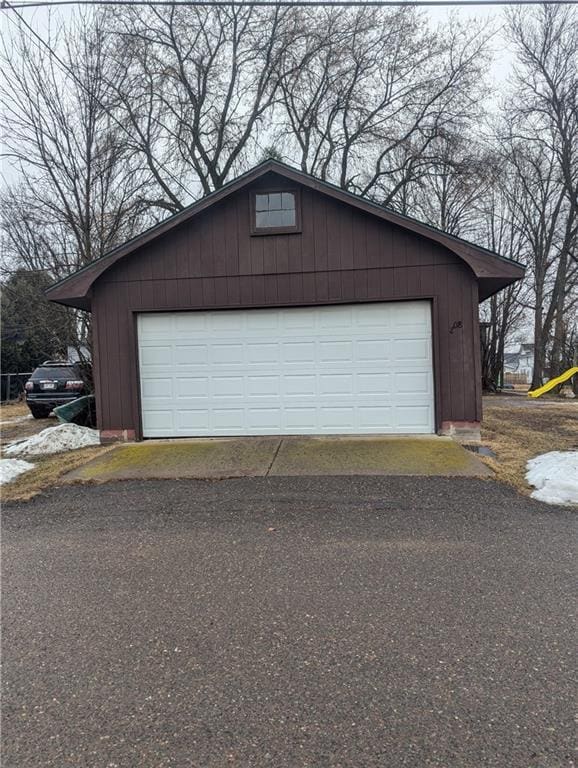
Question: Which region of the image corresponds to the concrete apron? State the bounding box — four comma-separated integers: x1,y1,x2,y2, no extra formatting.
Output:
65,435,492,483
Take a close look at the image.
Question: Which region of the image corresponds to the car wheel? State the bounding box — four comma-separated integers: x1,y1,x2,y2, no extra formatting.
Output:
29,405,50,419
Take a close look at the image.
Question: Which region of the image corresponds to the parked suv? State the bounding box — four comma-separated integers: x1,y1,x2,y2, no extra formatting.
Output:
25,361,89,419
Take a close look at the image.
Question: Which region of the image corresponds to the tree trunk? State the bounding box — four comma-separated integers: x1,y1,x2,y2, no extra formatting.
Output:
531,291,545,390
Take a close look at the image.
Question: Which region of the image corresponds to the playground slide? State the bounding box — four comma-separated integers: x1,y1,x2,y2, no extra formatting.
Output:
527,366,578,398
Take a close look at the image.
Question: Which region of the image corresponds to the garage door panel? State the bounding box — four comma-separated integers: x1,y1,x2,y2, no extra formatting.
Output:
395,301,430,324
319,341,353,362
212,376,244,398
395,371,431,394
319,306,353,328
176,377,209,398
284,375,316,397
355,303,392,327
284,407,317,430
358,406,394,429
357,373,392,394
355,339,390,362
392,338,430,361
142,409,174,433
319,373,354,396
140,345,172,367
175,313,207,333
246,375,280,397
174,409,210,431
209,313,243,332
174,345,208,366
319,406,355,429
396,405,433,428
247,343,280,365
142,314,174,337
283,342,316,364
213,408,244,429
246,313,280,331
137,303,434,436
283,311,311,330
141,378,172,398
247,408,282,430
210,344,244,365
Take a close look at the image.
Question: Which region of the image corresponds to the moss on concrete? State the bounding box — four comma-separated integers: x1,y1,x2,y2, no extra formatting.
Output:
269,437,491,476
66,435,491,483
67,438,280,481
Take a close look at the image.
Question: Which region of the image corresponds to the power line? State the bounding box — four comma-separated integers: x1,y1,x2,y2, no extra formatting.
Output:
2,0,577,7
1,0,193,202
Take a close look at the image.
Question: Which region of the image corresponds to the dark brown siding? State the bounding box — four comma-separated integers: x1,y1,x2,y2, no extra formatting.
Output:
91,176,482,435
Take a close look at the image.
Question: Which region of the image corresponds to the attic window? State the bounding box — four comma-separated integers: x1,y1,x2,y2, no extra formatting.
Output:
251,190,301,234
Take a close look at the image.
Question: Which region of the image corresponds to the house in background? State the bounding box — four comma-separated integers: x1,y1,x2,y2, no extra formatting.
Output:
67,345,91,363
504,343,534,384
46,160,524,442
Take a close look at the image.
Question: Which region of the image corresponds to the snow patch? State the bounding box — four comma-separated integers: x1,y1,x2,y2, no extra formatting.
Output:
0,459,35,485
526,451,578,506
5,423,100,457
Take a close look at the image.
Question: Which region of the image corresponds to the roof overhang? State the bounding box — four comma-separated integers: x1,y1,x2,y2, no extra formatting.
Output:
46,160,524,310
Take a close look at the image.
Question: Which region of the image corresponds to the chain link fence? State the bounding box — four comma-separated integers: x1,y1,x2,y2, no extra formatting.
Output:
1,373,32,403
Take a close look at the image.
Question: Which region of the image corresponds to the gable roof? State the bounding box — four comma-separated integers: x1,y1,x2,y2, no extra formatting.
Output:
46,159,524,310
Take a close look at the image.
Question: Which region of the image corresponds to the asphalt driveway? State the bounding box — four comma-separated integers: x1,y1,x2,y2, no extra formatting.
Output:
2,476,575,767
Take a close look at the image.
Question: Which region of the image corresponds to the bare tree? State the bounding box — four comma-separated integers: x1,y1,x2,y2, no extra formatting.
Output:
408,132,496,237
478,175,528,390
107,5,491,210
108,4,303,205
1,12,154,273
502,139,576,387
1,10,155,355
506,5,578,387
276,8,491,208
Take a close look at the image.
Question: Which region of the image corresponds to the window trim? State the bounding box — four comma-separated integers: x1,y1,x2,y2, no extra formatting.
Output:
250,188,302,235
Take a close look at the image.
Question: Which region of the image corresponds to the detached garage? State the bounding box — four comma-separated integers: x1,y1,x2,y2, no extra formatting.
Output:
47,160,523,441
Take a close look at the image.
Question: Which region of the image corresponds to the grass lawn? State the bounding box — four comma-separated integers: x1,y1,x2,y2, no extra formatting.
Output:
0,399,30,419
481,396,578,494
2,446,111,502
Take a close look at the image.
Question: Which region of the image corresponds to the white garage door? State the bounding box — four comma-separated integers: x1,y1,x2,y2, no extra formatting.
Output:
137,302,435,437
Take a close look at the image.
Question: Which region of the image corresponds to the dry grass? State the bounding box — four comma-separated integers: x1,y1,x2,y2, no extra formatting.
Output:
0,411,54,449
0,400,30,420
481,398,578,493
1,445,112,503
1,399,111,502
